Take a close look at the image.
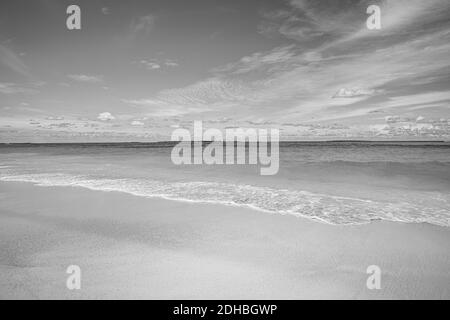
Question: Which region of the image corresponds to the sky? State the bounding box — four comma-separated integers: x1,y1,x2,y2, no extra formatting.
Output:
0,0,449,142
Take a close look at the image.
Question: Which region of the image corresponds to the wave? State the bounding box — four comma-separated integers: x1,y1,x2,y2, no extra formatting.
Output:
0,172,449,227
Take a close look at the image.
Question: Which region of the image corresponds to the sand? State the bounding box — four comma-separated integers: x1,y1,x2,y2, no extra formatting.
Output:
0,181,449,299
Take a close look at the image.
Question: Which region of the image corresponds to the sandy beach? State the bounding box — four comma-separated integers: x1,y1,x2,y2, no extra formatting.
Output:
1,181,449,299
1,0,450,303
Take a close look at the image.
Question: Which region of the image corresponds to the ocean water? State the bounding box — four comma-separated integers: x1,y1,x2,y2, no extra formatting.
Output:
0,142,449,227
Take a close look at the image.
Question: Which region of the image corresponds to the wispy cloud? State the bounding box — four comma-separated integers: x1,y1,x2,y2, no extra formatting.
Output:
119,0,450,140
212,45,296,74
122,97,208,117
333,88,377,98
130,14,155,35
2,0,449,140
0,44,32,78
0,82,39,94
259,0,450,44
164,60,179,67
137,59,179,70
139,60,161,70
381,91,450,109
67,74,104,83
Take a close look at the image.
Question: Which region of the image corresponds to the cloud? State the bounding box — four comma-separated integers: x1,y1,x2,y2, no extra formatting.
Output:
139,60,161,70
48,122,75,129
164,60,179,67
97,112,115,121
258,1,364,42
0,83,39,94
154,78,252,108
260,0,450,44
0,44,32,78
6,0,448,140
385,115,402,124
333,88,377,98
122,98,208,117
416,116,425,122
101,7,110,15
131,120,144,126
68,74,104,83
131,14,155,34
138,59,179,70
213,45,296,74
381,91,450,109
45,116,65,121
171,12,450,124
372,0,450,34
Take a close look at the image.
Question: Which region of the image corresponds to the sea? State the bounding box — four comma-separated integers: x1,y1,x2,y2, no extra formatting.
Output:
1,141,449,227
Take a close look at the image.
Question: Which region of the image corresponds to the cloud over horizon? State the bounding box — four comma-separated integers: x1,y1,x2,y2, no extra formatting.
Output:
0,0,449,142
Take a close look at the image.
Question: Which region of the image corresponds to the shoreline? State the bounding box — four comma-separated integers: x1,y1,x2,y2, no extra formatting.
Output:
1,181,449,299
1,175,448,228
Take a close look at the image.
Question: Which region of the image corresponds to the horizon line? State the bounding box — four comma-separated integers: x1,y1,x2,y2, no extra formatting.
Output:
0,140,448,145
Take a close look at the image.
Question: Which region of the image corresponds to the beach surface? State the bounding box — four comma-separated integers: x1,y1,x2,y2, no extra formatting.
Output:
1,181,449,299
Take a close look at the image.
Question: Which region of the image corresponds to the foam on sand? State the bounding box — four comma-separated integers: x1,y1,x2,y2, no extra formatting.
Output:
1,172,449,227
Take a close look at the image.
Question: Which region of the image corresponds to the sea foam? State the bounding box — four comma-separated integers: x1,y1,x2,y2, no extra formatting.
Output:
1,172,449,227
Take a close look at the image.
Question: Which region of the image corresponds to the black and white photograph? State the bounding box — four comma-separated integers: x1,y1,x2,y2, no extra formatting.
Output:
0,0,449,303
